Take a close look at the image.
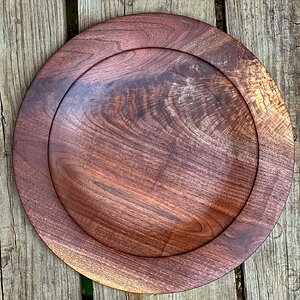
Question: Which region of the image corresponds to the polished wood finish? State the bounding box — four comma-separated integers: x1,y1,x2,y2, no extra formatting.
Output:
13,13,294,293
49,49,258,257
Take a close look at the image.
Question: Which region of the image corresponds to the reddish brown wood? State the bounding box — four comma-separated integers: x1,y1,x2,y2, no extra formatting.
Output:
13,13,294,293
49,48,258,257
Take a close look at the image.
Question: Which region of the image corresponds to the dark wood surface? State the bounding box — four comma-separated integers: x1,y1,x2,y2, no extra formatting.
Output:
13,13,294,293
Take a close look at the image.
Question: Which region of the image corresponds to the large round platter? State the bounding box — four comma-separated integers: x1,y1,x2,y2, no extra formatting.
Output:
13,13,294,293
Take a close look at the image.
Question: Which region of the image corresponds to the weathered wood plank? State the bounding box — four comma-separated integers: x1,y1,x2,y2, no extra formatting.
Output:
78,1,237,299
126,273,237,300
94,271,237,299
226,1,300,299
0,0,81,299
124,0,216,23
78,0,216,30
78,0,124,31
94,285,128,299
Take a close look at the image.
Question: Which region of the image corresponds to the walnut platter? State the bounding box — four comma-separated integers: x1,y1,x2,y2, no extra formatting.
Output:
13,13,294,293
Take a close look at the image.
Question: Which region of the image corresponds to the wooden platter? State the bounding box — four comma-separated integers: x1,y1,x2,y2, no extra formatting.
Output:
13,13,294,293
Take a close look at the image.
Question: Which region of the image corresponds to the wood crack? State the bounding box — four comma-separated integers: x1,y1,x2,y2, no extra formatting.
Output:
291,20,300,25
0,93,7,159
0,93,17,251
0,241,4,300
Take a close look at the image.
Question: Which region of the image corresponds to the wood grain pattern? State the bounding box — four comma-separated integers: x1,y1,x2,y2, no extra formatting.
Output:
78,2,239,298
124,0,216,24
78,0,216,31
94,272,237,300
100,272,236,300
0,0,81,299
79,0,124,31
126,272,237,299
13,13,294,294
226,1,300,299
49,48,258,258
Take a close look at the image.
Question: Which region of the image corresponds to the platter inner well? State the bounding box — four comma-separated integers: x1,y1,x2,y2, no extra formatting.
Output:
48,48,258,257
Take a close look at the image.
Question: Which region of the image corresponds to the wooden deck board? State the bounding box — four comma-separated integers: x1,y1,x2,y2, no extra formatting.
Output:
0,1,81,299
226,1,300,299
